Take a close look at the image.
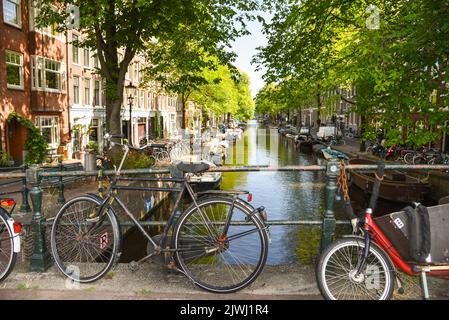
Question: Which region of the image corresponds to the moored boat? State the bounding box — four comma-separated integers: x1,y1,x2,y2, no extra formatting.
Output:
348,158,430,203
322,148,349,160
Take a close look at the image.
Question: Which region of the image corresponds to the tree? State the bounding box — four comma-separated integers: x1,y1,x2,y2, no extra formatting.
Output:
35,0,258,136
255,0,449,149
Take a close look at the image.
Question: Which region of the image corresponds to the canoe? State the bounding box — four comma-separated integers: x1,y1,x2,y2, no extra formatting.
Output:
348,158,430,203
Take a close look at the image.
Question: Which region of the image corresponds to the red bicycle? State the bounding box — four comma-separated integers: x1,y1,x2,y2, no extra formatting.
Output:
316,162,449,300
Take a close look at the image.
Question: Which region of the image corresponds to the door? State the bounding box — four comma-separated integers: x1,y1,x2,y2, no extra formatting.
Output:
6,118,28,164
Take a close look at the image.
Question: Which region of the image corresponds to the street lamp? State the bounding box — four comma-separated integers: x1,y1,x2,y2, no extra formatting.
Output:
125,82,137,145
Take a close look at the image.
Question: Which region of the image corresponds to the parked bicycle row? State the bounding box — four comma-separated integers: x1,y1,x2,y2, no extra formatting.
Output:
367,142,449,165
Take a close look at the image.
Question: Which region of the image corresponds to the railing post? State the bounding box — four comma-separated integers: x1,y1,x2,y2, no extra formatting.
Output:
321,159,339,251
57,157,65,204
19,164,31,214
27,164,52,272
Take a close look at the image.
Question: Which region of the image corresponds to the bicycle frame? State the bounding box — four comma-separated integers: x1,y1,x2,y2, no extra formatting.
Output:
361,210,449,277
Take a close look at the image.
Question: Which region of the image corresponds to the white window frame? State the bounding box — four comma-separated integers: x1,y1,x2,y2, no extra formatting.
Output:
35,116,60,149
30,55,66,93
5,50,24,90
29,2,63,39
84,78,91,106
93,80,101,107
3,0,21,28
73,76,80,105
134,62,139,83
139,90,144,108
72,34,80,65
83,47,90,68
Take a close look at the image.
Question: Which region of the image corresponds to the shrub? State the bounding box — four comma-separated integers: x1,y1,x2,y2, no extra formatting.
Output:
86,141,99,153
0,151,12,167
7,112,48,164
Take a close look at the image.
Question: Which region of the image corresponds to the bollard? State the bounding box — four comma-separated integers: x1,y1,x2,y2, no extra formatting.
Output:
321,159,339,251
27,164,52,272
57,157,65,204
19,164,31,214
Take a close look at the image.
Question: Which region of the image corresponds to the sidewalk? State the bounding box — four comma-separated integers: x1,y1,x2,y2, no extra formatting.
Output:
1,261,448,300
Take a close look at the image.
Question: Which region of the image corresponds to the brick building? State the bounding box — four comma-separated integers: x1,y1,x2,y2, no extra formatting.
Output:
1,0,183,164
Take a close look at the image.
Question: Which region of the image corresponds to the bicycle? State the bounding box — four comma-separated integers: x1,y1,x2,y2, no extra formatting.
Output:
316,162,449,300
0,198,22,281
50,133,270,293
329,135,346,146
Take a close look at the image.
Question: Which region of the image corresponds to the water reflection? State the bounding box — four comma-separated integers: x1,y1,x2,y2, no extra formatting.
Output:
221,121,337,265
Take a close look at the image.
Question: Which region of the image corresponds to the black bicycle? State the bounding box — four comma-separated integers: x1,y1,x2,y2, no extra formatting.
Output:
50,134,269,293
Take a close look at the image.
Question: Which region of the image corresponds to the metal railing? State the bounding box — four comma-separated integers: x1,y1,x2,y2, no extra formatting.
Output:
0,161,449,272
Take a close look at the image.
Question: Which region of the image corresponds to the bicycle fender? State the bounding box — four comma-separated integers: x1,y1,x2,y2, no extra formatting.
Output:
6,218,20,253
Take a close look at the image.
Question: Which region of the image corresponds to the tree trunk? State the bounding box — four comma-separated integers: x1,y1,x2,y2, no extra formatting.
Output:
359,115,366,152
296,107,302,131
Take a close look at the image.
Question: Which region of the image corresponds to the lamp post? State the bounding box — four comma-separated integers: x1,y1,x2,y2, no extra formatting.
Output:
125,82,136,145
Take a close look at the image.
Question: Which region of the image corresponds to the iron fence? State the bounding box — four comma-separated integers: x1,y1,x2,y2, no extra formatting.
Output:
0,161,449,271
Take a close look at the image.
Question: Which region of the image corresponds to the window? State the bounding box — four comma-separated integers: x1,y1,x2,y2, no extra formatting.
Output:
94,80,100,106
30,56,43,89
126,63,131,80
36,116,60,148
73,76,80,105
84,78,91,105
45,59,63,90
72,34,79,64
31,56,65,92
148,92,152,109
139,90,144,108
93,53,99,68
134,63,139,82
5,50,23,89
83,47,90,68
89,119,99,142
3,0,21,27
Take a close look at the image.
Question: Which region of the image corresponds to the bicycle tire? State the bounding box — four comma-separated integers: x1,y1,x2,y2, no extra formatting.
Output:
413,155,426,165
316,237,395,300
403,152,415,164
51,195,121,283
0,209,17,282
173,196,268,293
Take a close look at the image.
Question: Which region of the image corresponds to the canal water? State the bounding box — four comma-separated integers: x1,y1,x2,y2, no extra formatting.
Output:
121,120,407,265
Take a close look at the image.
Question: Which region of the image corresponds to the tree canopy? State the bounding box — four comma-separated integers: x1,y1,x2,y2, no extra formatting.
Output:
35,0,258,135
255,0,449,148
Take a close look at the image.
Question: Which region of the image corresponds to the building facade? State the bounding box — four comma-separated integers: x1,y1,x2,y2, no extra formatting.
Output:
1,0,70,162
1,0,184,164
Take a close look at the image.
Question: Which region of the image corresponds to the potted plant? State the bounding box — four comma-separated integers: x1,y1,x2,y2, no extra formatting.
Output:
71,124,89,160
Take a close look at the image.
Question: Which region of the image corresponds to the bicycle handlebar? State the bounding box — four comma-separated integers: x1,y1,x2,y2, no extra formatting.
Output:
368,161,385,212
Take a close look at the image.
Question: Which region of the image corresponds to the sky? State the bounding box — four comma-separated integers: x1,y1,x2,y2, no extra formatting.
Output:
231,11,272,98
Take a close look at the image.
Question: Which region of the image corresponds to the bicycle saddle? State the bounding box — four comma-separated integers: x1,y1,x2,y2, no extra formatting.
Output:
176,161,210,174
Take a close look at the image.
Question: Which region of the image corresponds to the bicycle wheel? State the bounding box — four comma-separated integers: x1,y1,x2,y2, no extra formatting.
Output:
0,210,17,281
51,195,121,283
413,155,426,165
403,152,415,164
156,150,170,162
316,237,394,300
173,196,268,293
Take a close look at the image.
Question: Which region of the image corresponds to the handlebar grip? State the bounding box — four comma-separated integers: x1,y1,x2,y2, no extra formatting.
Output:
368,161,385,211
